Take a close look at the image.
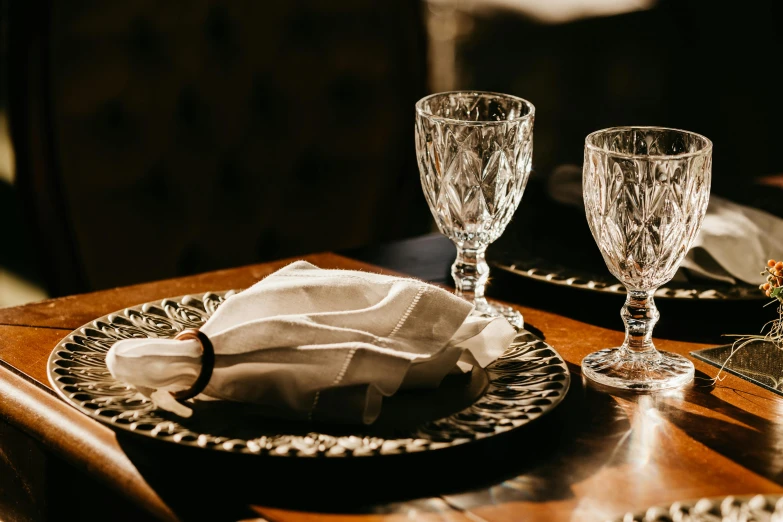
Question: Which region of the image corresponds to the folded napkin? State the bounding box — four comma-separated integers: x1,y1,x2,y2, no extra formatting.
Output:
549,164,783,285
106,261,516,424
678,196,783,285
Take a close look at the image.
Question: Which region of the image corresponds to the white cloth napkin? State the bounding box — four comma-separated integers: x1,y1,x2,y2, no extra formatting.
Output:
549,164,783,285
106,261,516,424
678,196,783,285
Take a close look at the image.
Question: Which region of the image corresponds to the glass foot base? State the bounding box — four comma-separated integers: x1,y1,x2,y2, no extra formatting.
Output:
581,348,694,391
473,303,524,330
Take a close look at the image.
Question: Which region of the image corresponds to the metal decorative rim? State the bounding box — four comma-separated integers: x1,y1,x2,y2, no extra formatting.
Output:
615,494,783,521
493,261,761,301
47,291,570,457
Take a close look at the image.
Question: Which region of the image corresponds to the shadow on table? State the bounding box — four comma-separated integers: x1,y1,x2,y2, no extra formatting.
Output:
112,338,783,519
444,368,783,514
441,363,634,512
111,369,783,521
580,368,783,488
114,370,627,521
656,377,783,486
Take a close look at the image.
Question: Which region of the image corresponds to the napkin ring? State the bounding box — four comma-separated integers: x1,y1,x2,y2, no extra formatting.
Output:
170,328,215,401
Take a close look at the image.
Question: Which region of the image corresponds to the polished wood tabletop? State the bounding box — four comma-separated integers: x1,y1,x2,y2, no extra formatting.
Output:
1,248,782,522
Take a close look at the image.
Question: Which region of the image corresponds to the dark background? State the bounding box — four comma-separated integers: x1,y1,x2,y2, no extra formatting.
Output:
1,0,782,304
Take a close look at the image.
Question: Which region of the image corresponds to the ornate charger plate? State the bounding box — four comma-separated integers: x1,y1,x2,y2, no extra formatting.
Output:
493,259,761,301
614,494,783,521
47,290,570,457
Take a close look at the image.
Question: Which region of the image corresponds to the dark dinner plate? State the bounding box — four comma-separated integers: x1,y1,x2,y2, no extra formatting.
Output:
48,290,570,458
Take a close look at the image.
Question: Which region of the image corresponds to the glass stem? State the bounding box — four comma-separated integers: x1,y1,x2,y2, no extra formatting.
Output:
620,289,659,354
452,246,491,313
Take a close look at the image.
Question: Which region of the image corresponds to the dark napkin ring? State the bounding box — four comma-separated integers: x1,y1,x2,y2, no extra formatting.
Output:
170,328,215,401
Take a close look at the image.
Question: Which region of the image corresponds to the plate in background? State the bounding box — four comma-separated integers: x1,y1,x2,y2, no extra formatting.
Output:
493,258,762,300
492,182,763,301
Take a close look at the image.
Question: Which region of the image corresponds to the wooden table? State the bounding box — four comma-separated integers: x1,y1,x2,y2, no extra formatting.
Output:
1,248,782,521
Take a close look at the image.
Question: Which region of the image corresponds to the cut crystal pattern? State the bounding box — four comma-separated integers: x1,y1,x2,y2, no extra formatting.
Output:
584,129,712,291
416,94,534,248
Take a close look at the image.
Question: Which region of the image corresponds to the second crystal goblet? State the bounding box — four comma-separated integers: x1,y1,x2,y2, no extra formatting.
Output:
582,126,712,390
415,91,535,329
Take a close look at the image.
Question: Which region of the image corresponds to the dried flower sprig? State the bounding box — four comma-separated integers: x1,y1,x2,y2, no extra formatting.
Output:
761,259,783,300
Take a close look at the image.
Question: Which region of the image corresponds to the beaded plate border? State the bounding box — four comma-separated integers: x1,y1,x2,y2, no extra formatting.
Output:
615,494,783,521
47,291,570,457
494,261,760,300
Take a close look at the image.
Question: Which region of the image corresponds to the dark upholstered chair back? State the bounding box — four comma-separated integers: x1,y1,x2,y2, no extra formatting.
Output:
10,1,430,296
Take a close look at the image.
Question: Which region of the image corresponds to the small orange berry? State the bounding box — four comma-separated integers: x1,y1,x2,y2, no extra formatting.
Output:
767,290,772,297
769,259,777,267
764,283,771,290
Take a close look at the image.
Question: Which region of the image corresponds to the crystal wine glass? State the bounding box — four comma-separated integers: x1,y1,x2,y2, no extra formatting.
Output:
582,126,712,390
415,91,535,329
